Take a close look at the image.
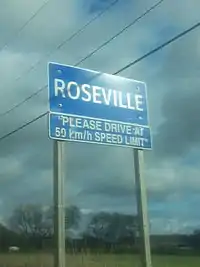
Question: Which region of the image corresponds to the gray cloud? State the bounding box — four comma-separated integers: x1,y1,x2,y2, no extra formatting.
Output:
1,0,200,234
154,31,200,158
0,0,86,54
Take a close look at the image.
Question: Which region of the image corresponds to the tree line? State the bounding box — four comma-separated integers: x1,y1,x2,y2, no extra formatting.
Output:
0,204,200,254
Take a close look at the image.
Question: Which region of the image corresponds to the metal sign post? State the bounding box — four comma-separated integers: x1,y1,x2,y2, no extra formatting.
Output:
53,140,66,267
134,149,152,267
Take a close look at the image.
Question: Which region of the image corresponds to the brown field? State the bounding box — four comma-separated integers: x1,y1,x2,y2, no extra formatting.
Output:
0,253,199,267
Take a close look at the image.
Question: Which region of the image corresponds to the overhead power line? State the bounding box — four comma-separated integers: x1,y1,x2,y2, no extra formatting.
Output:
114,21,200,75
0,0,51,51
0,0,163,118
75,0,164,66
14,0,121,82
55,0,120,51
1,19,200,142
0,112,48,143
0,0,120,118
0,19,200,143
0,85,47,118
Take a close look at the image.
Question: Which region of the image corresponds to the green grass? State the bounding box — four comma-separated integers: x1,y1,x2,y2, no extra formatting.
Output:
0,253,199,267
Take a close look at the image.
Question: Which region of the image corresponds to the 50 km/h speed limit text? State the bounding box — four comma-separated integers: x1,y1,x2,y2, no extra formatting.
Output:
49,113,151,149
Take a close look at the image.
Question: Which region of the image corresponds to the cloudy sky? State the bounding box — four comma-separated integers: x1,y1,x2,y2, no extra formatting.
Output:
0,0,200,235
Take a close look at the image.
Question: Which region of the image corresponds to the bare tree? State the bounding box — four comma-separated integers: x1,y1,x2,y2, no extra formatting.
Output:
8,204,53,238
87,212,137,252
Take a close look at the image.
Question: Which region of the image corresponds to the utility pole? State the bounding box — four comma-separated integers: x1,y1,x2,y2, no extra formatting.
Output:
134,149,152,267
53,141,66,267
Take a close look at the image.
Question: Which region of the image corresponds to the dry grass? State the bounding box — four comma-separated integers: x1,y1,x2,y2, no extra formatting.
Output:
0,253,199,267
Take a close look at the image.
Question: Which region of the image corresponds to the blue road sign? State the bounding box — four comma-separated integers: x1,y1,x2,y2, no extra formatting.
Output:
48,62,152,149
